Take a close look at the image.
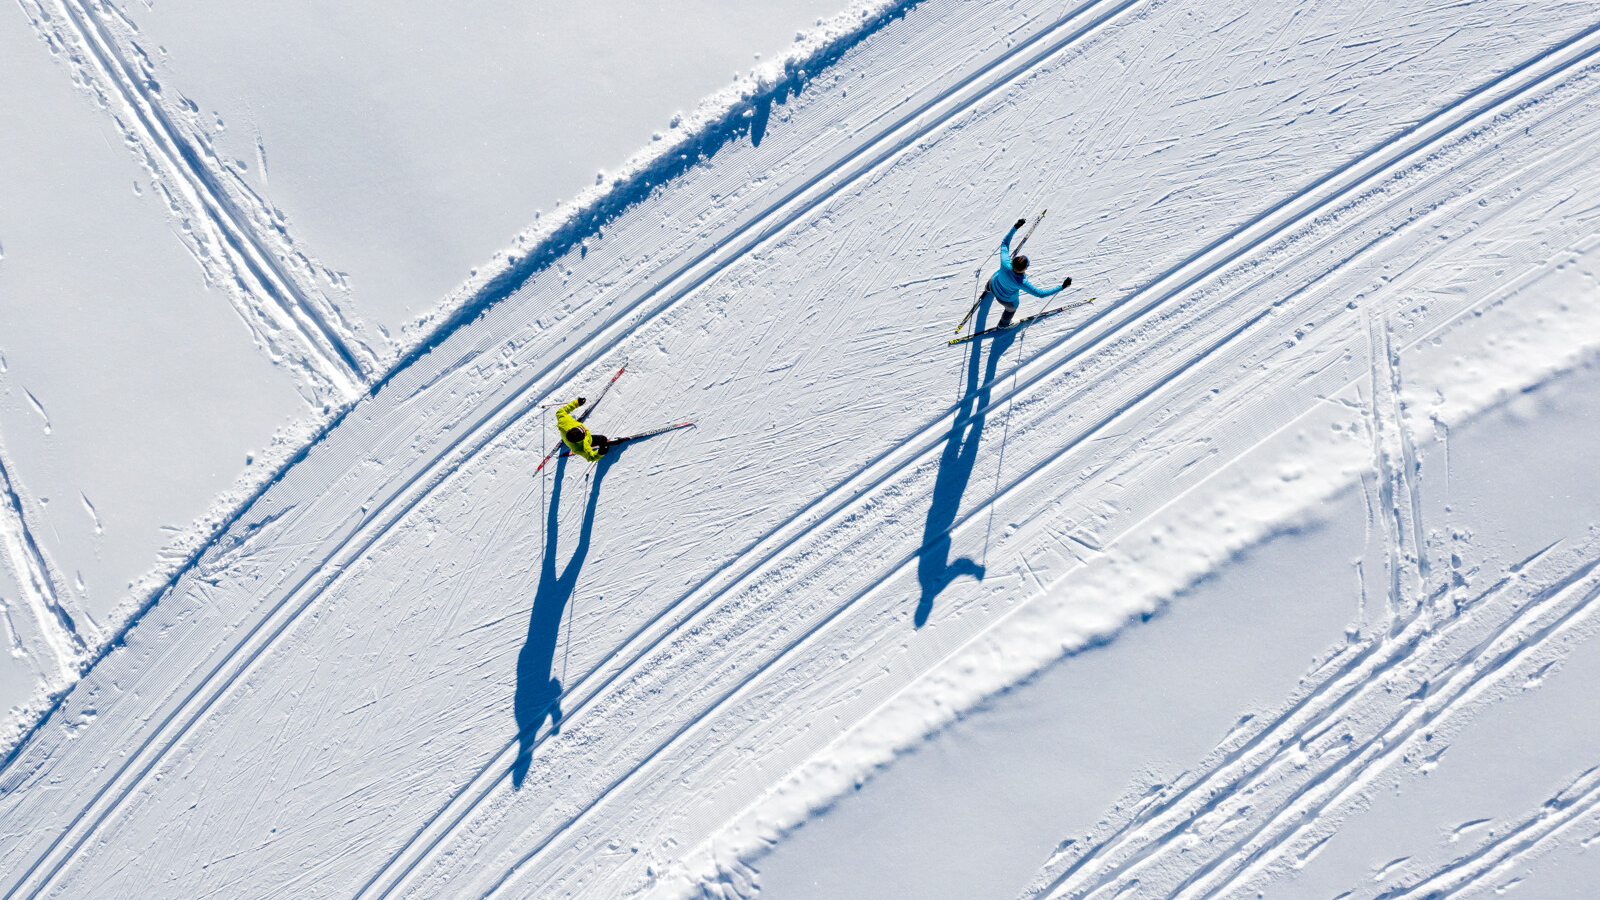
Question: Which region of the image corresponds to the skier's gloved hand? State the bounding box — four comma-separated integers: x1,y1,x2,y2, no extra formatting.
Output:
1014,218,1026,229
1062,277,1072,288
576,396,587,406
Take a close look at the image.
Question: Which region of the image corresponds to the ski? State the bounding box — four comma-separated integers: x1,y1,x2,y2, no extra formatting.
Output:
954,209,1047,335
559,421,695,458
1014,208,1047,254
534,363,626,473
948,298,1094,346
954,268,986,335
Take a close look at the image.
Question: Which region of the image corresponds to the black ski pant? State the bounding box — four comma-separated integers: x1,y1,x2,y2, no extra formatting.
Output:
981,285,1018,328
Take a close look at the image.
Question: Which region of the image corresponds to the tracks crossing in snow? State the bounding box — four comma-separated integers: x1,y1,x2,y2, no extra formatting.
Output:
6,3,1600,899
389,16,1600,900
0,2,1163,895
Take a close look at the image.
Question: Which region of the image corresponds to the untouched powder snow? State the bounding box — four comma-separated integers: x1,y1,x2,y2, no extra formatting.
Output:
2,1,1600,899
757,488,1375,900
755,354,1600,900
56,0,883,341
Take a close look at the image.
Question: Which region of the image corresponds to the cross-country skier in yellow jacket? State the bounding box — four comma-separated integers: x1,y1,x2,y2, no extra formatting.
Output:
556,397,611,461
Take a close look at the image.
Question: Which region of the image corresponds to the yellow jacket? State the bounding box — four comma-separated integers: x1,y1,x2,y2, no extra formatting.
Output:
556,398,604,461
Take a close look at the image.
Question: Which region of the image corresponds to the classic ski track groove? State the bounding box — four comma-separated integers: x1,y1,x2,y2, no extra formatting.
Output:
1036,200,1600,897
0,453,84,680
47,0,369,395
1032,134,1600,900
8,9,1598,900
1039,553,1600,900
0,2,1164,895
443,27,1600,900
1179,564,1600,900
1375,767,1600,900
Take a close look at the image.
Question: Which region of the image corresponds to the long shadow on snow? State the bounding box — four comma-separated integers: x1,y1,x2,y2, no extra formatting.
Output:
915,301,1017,628
512,451,614,789
0,1,926,780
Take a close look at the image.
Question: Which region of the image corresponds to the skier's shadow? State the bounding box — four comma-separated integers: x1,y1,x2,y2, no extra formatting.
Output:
915,302,1016,628
512,450,614,789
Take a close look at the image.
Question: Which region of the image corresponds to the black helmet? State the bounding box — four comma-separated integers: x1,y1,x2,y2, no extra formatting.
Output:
566,426,586,443
1012,254,1029,273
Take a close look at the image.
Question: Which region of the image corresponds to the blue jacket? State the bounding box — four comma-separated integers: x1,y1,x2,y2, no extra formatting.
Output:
988,225,1062,303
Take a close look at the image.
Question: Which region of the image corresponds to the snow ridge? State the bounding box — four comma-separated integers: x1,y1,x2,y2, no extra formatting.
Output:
0,0,924,765
5,1,1600,897
661,24,1600,894
383,0,922,369
0,447,86,685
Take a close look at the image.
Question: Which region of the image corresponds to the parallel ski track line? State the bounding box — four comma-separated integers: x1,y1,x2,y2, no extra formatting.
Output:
47,0,369,394
1050,110,1600,900
9,9,1595,900
387,19,1600,900
0,2,1168,897
1376,767,1600,900
0,452,84,678
1038,551,1600,900
1176,561,1600,900
461,26,1600,900
1030,101,1600,900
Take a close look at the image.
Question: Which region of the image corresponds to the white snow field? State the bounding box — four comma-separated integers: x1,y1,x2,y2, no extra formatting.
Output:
3,1,1600,900
0,3,308,736
0,0,854,748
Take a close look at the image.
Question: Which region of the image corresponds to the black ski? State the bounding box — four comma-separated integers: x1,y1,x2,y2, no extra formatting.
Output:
948,298,1094,346
560,421,695,458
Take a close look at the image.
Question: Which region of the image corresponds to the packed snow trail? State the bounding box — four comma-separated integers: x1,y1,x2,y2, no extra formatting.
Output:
3,1,1600,899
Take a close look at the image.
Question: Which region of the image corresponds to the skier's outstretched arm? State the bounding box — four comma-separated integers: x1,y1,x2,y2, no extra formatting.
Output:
1020,277,1064,298
999,219,1022,270
555,397,583,430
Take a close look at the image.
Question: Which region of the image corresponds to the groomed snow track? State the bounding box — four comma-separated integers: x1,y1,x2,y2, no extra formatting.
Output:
4,1,1600,898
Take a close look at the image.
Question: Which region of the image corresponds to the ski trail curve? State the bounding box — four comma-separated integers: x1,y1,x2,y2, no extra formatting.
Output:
413,25,1600,900
0,3,1180,896
5,4,1598,899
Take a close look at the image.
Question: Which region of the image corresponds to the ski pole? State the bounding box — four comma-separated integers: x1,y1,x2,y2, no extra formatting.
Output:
534,363,627,474
954,268,986,334
954,209,1046,334
1014,208,1046,254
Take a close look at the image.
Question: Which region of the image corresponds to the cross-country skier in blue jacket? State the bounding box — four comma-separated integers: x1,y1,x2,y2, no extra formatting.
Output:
983,218,1071,329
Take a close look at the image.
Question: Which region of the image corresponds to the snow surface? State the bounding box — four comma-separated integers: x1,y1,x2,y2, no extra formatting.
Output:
0,5,306,729
3,0,1600,899
0,0,869,747
79,0,854,337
